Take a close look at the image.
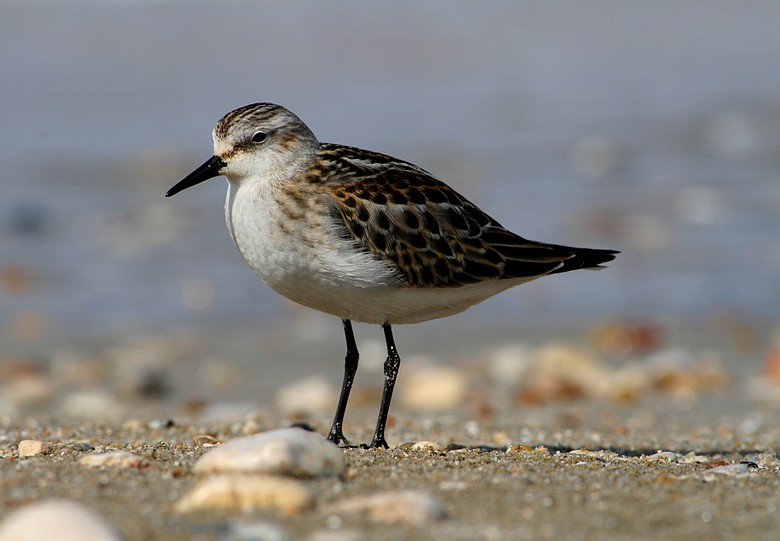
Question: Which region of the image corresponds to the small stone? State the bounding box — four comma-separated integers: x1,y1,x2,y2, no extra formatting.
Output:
3,372,53,408
410,441,445,452
506,445,534,454
486,344,531,387
79,451,151,469
518,343,609,404
590,321,663,356
122,419,143,431
645,451,681,462
327,490,447,525
147,418,175,430
18,440,53,457
647,349,728,393
400,363,467,411
59,390,124,420
679,452,709,464
175,475,313,514
707,462,758,476
194,428,345,477
193,434,221,446
67,443,95,453
0,499,120,541
275,377,337,417
242,417,262,436
491,432,511,447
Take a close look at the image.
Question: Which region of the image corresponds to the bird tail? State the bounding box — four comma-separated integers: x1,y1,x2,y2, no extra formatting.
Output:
546,245,619,275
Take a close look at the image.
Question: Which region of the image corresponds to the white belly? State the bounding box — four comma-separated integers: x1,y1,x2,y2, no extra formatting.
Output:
223,181,536,324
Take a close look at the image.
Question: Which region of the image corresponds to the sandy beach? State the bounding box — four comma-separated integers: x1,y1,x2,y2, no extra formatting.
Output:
2,318,780,540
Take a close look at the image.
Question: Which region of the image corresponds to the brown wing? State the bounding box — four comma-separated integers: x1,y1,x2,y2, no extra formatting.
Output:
316,144,616,288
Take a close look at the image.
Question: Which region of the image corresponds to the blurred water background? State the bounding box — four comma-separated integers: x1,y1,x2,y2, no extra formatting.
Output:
2,1,780,345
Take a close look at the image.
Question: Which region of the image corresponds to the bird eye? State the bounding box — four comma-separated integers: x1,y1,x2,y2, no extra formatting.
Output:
251,131,268,143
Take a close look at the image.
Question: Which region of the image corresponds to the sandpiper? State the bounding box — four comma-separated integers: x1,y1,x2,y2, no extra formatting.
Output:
166,102,618,448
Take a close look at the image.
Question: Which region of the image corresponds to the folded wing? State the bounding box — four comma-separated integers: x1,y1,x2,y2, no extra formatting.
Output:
319,144,617,288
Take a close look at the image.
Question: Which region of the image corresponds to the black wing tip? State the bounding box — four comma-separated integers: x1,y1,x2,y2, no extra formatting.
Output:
559,247,619,273
594,248,620,264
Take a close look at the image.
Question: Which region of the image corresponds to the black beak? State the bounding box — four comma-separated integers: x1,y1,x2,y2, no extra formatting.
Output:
165,155,227,197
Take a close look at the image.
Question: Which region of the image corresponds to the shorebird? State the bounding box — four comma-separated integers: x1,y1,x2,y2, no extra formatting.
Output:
166,103,618,448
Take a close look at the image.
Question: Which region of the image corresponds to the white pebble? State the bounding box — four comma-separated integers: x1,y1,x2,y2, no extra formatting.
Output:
275,377,337,417
646,451,681,462
679,452,710,464
0,499,120,541
59,390,124,420
486,344,531,387
176,475,313,514
400,363,467,411
411,441,445,452
708,462,757,476
327,490,447,525
194,428,345,477
79,451,150,469
18,440,53,457
529,342,610,397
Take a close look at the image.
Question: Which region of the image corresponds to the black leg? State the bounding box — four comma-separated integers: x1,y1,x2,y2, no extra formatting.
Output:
327,319,359,446
369,322,401,449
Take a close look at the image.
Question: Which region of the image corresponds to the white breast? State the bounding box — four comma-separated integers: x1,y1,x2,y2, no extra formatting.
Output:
224,180,402,314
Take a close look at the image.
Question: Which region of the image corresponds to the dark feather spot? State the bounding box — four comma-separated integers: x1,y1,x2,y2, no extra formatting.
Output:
425,188,448,204
356,204,370,222
376,211,391,231
445,189,462,205
389,190,407,204
349,221,365,238
392,177,409,190
430,236,453,257
371,231,387,252
419,265,435,286
445,208,469,231
407,188,426,205
408,232,428,249
373,192,388,205
402,212,420,230
343,196,358,208
420,210,441,235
